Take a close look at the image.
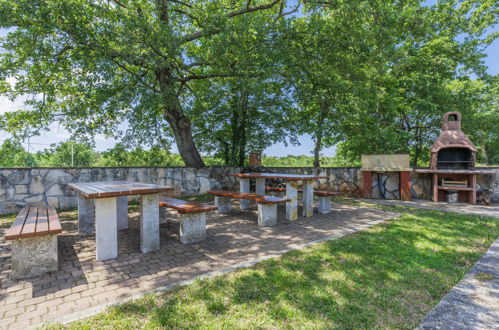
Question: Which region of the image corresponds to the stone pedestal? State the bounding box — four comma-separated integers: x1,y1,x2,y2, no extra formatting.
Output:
239,178,250,210
95,197,118,261
78,195,94,235
11,235,58,279
255,178,265,195
215,196,232,214
179,212,206,244
258,203,277,227
140,193,160,253
286,182,298,220
117,196,128,230
159,206,169,224
302,180,314,217
318,196,331,214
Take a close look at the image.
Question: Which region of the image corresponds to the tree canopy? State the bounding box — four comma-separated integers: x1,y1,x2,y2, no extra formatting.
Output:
0,0,497,167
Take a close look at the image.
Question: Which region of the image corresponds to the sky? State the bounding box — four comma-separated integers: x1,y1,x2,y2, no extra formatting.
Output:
0,10,498,157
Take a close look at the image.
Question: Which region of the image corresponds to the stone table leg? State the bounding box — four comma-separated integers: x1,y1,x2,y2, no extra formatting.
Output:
240,178,250,210
117,196,128,230
159,206,169,224
180,212,206,244
286,182,298,221
318,196,331,214
140,193,160,253
215,196,232,214
255,178,266,195
258,203,277,227
78,195,94,235
302,180,314,217
95,197,118,261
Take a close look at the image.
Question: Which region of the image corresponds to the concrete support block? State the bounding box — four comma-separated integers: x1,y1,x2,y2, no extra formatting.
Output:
117,196,128,230
258,203,277,227
215,196,232,214
286,182,298,221
11,235,58,279
78,195,94,235
179,212,206,244
302,180,314,217
255,178,266,195
140,193,160,253
159,206,169,224
239,178,250,210
318,196,331,214
95,197,118,261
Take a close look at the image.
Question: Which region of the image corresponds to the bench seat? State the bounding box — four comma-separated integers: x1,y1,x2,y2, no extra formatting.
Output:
159,196,217,244
208,190,289,226
6,206,61,279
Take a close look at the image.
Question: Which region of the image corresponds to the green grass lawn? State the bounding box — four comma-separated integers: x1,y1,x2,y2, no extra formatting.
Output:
45,202,498,329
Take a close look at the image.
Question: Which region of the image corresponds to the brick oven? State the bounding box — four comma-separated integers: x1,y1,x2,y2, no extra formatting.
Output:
415,111,495,204
429,112,476,170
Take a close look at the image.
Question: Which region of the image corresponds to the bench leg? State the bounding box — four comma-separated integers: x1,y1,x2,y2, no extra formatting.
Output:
302,180,314,217
11,235,58,279
78,195,94,235
179,212,206,244
117,196,128,230
140,193,160,253
240,178,250,210
258,203,277,227
318,196,331,214
159,206,169,224
215,196,232,214
95,197,118,261
286,182,298,221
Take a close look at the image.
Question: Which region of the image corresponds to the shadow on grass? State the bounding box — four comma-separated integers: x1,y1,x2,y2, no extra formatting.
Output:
78,206,498,329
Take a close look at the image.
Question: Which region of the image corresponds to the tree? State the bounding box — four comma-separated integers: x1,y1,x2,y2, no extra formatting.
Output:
0,0,296,168
37,141,100,167
0,138,37,167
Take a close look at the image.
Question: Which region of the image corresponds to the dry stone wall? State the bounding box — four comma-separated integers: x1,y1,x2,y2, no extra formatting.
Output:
0,166,497,215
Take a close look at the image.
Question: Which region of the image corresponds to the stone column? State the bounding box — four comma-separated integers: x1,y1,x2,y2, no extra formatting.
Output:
11,235,58,279
159,206,169,224
179,212,206,244
318,196,331,214
95,197,118,261
255,178,266,195
78,195,94,235
215,196,232,214
117,196,128,230
140,193,160,253
302,180,314,217
257,203,277,227
239,178,250,210
286,182,298,221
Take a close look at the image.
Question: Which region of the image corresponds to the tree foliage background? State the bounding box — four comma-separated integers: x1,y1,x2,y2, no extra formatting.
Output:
0,0,497,167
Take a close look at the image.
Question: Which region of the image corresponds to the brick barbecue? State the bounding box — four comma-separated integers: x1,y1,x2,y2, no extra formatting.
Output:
415,111,495,204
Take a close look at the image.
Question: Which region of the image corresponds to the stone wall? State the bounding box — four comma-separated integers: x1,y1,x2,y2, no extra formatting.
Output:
0,166,497,215
0,166,362,215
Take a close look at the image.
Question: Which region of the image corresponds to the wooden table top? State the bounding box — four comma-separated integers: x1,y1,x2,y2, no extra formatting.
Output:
68,181,174,199
229,172,327,180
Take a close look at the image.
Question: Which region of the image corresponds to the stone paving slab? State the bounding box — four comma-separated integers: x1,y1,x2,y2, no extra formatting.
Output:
418,238,499,330
0,203,397,329
358,199,499,218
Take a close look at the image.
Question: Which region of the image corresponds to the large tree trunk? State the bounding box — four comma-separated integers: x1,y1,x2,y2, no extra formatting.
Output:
313,133,322,168
157,68,205,168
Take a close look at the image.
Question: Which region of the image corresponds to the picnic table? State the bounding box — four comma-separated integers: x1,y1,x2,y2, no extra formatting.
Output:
68,181,174,261
229,173,327,220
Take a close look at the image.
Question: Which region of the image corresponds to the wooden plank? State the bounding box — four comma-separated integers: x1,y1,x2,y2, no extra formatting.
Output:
47,206,62,234
4,207,29,240
159,197,218,214
314,191,342,197
437,186,474,191
35,206,49,235
20,206,39,238
256,196,290,204
69,181,175,198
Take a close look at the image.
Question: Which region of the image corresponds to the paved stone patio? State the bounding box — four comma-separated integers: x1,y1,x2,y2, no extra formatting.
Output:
358,199,499,218
0,202,397,329
418,237,499,330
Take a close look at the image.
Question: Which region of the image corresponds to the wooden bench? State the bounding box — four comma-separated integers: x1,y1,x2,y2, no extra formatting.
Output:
207,190,290,227
266,187,342,214
159,197,217,244
5,206,62,279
